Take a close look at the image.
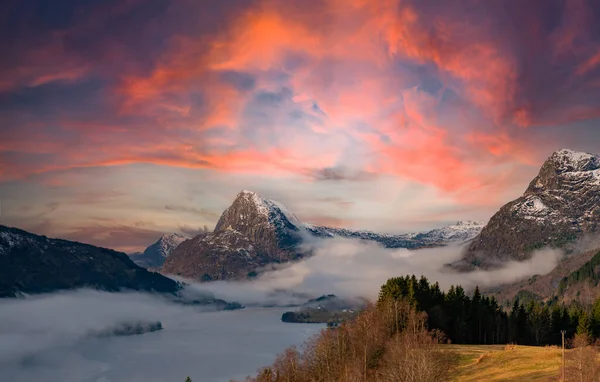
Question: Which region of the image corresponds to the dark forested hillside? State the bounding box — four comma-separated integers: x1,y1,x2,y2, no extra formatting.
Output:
0,225,180,297
378,275,600,346
560,250,600,294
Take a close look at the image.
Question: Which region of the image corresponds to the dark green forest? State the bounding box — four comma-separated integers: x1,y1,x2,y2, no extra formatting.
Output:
378,275,600,346
559,250,600,294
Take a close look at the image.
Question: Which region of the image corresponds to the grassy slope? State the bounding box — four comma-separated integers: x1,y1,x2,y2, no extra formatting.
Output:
446,344,563,381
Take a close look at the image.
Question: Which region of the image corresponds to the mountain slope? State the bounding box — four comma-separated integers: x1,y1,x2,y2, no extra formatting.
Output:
460,149,600,269
130,233,190,269
485,248,600,305
0,225,180,297
163,191,484,281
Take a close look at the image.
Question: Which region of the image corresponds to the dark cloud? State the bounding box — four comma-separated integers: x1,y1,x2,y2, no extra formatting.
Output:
178,224,210,237
218,70,256,92
306,167,376,182
317,197,355,209
164,204,219,219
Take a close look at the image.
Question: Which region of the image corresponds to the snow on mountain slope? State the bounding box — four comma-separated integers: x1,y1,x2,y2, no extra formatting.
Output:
130,233,190,269
306,220,484,248
155,233,190,258
414,221,486,243
0,225,179,297
164,190,305,281
461,149,600,268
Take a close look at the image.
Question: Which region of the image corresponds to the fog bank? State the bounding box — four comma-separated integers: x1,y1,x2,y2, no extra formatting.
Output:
0,291,321,382
182,237,564,305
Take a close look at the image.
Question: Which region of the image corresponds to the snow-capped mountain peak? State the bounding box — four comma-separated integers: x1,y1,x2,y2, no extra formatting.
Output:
129,232,190,268
237,190,270,217
156,233,190,258
461,148,600,268
222,190,301,230
550,149,599,173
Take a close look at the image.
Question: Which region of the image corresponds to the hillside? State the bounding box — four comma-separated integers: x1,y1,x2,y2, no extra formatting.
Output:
486,248,600,305
0,225,180,297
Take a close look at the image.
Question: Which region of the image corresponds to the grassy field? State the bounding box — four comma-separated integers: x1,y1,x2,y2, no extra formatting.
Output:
445,344,564,381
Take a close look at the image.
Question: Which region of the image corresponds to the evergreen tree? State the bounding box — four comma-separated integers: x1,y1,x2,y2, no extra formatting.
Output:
577,311,592,338
591,297,600,338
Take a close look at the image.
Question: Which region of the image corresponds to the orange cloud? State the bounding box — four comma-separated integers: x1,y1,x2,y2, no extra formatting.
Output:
4,0,600,211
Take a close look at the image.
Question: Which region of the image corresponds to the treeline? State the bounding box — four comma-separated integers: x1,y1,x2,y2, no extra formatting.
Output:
216,274,600,382
241,298,454,381
378,275,600,346
560,250,600,294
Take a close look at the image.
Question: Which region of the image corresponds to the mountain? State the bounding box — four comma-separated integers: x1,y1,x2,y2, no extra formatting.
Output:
162,190,305,281
412,220,486,243
459,149,600,269
0,225,180,297
130,233,190,269
163,190,483,281
305,220,484,248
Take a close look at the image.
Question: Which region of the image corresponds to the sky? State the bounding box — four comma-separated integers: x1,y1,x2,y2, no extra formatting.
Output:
1,0,600,252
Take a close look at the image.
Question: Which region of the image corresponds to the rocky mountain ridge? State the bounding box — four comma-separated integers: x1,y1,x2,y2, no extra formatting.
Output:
305,220,484,248
162,190,484,281
460,149,600,269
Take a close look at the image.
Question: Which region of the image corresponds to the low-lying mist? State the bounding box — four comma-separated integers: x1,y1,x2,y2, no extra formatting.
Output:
0,290,192,365
0,290,322,382
181,236,565,306
0,236,576,382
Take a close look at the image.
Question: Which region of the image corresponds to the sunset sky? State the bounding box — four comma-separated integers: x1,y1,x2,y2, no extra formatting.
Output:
2,0,600,252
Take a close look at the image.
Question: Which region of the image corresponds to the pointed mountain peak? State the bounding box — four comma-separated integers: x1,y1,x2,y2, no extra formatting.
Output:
216,190,300,233
233,190,270,217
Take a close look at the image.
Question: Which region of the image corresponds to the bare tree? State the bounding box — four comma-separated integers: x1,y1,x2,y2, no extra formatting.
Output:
566,334,600,382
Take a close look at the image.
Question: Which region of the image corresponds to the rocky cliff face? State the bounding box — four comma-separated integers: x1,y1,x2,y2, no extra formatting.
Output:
0,225,180,297
460,149,600,269
130,233,190,269
162,191,305,281
213,190,304,261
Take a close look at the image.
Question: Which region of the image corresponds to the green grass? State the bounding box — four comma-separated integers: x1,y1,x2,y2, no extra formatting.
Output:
444,344,563,381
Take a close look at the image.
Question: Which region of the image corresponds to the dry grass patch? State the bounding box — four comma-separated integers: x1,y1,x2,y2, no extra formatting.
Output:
446,344,563,381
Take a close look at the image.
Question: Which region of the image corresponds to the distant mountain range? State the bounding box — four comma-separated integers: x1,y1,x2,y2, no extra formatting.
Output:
161,189,485,281
306,220,485,248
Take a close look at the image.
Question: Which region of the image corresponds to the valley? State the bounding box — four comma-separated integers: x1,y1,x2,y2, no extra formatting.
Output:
3,149,600,381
